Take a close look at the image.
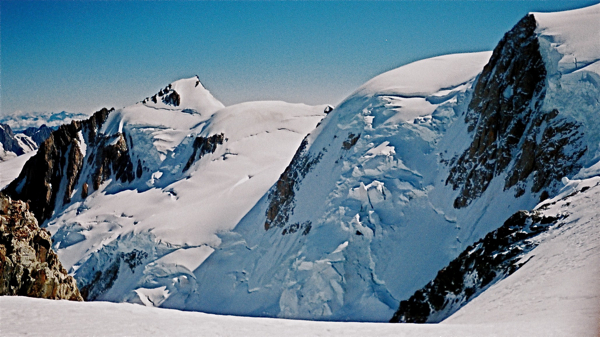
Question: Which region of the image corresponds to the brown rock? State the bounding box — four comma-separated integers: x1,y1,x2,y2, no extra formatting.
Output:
0,195,83,301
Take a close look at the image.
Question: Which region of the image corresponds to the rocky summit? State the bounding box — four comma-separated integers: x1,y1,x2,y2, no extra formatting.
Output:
0,195,82,300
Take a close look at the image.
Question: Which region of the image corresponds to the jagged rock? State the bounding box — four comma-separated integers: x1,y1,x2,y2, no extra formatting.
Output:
342,133,360,150
0,195,82,300
446,14,585,208
143,84,181,107
0,123,24,156
2,107,137,224
183,133,225,172
390,209,563,323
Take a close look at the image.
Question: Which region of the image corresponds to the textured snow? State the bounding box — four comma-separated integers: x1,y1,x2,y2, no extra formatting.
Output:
182,5,600,321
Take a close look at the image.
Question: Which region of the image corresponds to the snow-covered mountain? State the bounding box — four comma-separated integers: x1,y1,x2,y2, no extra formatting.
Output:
0,124,37,160
1,3,598,331
170,4,600,322
3,75,326,304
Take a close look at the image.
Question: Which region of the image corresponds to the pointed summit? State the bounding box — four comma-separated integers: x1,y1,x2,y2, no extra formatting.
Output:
142,76,224,115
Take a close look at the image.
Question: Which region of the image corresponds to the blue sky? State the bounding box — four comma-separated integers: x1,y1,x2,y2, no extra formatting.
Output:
1,0,598,115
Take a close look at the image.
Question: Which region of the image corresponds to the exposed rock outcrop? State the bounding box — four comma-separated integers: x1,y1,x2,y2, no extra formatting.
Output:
183,133,225,172
446,14,585,208
390,209,564,323
142,84,181,107
3,108,137,224
0,195,82,300
264,138,323,231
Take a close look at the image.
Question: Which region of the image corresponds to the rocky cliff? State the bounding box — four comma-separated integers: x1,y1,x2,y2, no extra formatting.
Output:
2,107,138,224
446,14,585,208
0,195,82,300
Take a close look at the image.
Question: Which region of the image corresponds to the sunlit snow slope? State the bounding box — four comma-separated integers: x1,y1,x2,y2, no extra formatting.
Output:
0,295,568,337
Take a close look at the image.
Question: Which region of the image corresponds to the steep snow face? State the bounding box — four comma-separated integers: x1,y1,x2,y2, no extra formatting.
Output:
183,52,505,321
44,97,324,302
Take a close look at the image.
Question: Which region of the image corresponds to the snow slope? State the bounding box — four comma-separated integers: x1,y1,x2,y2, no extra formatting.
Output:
38,76,325,305
0,152,36,189
0,296,570,337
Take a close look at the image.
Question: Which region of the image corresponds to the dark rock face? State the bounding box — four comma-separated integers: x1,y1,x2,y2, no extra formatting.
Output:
264,138,323,231
446,14,585,208
390,209,563,323
0,195,83,300
3,108,137,224
0,123,25,156
142,84,181,107
22,124,53,146
183,133,225,172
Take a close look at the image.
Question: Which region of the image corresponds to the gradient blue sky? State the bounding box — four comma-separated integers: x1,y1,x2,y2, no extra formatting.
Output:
1,0,598,115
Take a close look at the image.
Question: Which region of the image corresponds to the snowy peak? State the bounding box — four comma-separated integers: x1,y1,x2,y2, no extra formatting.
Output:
141,76,224,115
352,52,492,98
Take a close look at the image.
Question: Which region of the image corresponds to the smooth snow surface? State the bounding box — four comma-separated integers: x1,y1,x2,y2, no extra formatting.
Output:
352,52,494,98
0,296,573,337
534,4,600,76
0,151,36,189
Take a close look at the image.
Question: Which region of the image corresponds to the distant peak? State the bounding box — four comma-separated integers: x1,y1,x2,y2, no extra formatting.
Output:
141,76,225,114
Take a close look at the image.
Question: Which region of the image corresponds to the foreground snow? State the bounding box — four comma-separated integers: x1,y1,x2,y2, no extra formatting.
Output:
0,296,576,337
